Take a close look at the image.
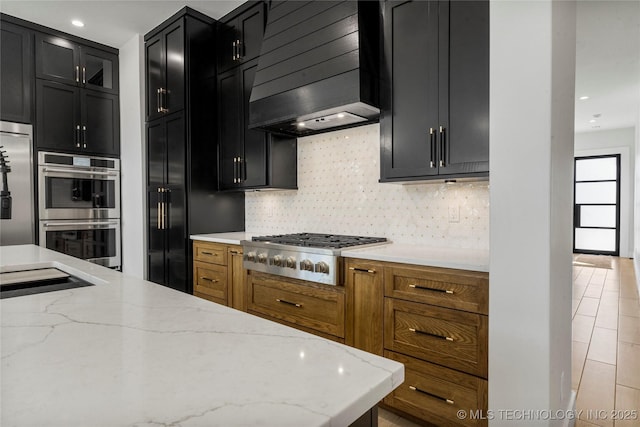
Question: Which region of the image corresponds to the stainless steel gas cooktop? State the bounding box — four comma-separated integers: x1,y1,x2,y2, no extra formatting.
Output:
241,233,388,285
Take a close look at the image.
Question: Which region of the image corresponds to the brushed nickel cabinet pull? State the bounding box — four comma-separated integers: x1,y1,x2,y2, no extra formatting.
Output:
157,188,161,229
158,88,168,113
82,125,87,148
409,386,454,405
429,128,436,168
200,277,218,283
409,328,454,341
439,126,446,167
232,40,237,60
349,267,376,274
157,88,162,113
276,298,302,308
236,39,242,59
76,125,81,147
82,67,86,84
233,157,238,183
409,284,454,294
75,65,80,83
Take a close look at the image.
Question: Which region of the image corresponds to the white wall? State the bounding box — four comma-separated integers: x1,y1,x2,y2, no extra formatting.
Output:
245,124,490,249
489,1,575,425
119,34,146,279
575,127,635,258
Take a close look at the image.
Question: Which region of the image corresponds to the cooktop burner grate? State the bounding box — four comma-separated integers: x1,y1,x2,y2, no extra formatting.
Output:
251,233,387,249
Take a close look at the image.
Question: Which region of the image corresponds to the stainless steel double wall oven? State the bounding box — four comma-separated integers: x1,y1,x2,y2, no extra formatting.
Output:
38,152,121,267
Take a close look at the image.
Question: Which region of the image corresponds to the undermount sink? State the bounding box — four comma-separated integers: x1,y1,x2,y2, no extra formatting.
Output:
0,267,94,299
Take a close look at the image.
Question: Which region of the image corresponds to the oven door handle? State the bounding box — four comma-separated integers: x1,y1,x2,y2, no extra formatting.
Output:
43,221,119,227
42,167,118,177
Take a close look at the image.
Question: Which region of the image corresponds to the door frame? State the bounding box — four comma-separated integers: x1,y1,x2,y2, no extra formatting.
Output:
573,153,621,256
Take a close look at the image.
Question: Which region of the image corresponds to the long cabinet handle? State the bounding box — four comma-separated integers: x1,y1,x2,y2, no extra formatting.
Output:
157,88,162,113
159,88,168,113
439,126,446,167
75,65,80,83
409,327,454,341
238,157,244,183
82,125,87,149
200,277,218,283
82,67,86,84
233,157,238,183
236,39,242,60
232,40,237,60
75,125,81,148
349,267,376,274
276,298,302,308
409,284,454,294
429,128,436,168
408,386,454,405
157,188,161,230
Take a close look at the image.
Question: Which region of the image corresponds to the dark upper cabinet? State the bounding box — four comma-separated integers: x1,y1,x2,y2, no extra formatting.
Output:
35,33,118,94
218,59,296,191
217,1,265,74
145,21,185,121
380,0,489,182
1,20,33,123
36,80,120,156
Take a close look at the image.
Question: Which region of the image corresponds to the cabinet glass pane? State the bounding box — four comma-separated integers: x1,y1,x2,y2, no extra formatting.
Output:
575,228,616,252
575,157,617,182
85,53,113,89
580,205,616,228
575,182,616,204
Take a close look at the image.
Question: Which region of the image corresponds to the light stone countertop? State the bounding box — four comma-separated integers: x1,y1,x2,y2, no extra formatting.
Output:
191,233,489,272
190,232,258,245
341,244,490,272
0,245,404,427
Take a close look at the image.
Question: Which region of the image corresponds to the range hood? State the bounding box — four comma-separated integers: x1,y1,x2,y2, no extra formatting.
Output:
248,1,380,137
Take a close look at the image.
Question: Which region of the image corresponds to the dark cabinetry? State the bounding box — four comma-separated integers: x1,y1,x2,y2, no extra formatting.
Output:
380,0,489,182
145,21,185,121
217,2,296,191
218,59,296,190
0,19,33,123
35,33,118,94
36,80,119,156
217,1,265,73
144,7,245,293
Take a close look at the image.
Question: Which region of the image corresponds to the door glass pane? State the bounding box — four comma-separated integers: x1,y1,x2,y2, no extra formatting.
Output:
575,182,616,204
575,157,617,181
575,228,616,252
85,53,113,89
580,205,616,228
45,177,116,208
45,229,116,259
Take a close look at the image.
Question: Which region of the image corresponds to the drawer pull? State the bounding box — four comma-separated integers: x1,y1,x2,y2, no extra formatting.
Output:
200,277,218,283
349,267,376,274
409,328,454,342
409,385,454,405
409,284,454,294
276,298,302,308
200,251,217,256
229,250,240,255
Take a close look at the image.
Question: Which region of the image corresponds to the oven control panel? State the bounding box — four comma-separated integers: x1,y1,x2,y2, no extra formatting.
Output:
242,246,339,286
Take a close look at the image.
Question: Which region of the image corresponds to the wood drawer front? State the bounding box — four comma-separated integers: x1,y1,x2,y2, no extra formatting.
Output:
384,351,488,427
194,262,228,302
384,266,488,315
384,298,488,377
248,272,345,338
193,241,227,265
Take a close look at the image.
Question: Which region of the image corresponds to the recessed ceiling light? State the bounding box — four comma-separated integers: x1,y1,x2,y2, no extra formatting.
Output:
72,20,84,27
297,122,305,127
579,96,589,100
337,113,345,118
589,119,596,123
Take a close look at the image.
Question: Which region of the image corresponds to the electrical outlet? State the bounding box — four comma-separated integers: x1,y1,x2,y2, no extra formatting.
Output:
448,205,460,223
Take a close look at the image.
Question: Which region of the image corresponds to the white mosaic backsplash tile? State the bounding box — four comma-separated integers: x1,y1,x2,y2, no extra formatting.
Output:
245,123,490,249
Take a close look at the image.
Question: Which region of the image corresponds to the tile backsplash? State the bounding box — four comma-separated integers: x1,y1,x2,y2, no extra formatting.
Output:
245,123,490,249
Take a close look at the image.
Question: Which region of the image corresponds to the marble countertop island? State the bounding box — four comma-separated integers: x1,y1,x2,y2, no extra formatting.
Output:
1,245,403,427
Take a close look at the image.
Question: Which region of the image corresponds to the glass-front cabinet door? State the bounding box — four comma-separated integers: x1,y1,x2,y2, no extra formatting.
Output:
81,46,119,94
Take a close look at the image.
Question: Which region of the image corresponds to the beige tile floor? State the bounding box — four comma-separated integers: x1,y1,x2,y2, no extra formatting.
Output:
379,256,640,427
573,256,640,427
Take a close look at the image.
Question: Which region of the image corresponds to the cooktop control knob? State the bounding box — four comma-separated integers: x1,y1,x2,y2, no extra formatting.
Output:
272,255,283,266
246,252,257,262
257,253,268,264
286,256,296,269
315,261,330,274
300,259,314,272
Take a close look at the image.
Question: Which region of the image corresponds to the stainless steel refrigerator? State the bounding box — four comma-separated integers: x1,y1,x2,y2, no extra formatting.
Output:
0,121,34,245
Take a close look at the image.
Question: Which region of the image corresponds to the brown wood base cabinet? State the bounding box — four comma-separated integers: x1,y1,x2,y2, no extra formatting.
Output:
192,241,247,310
346,258,489,427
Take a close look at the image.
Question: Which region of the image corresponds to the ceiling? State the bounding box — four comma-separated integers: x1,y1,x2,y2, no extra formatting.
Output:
1,1,638,134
